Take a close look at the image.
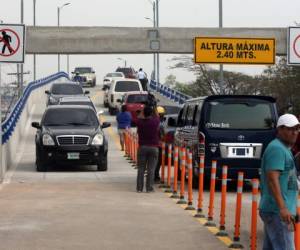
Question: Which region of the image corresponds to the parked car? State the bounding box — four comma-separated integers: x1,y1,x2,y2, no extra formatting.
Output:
103,72,125,88
72,67,96,87
174,95,278,182
58,96,97,112
121,91,150,125
45,83,89,106
31,105,111,172
107,79,143,115
116,67,137,79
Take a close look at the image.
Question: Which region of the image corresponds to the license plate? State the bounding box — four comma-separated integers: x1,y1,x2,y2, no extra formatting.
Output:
67,152,80,160
228,147,253,158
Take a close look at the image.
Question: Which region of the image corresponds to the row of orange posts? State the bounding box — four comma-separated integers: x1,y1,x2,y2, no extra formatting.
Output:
123,132,300,250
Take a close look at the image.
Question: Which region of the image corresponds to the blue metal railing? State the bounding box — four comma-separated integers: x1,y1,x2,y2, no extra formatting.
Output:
1,72,69,144
149,80,191,105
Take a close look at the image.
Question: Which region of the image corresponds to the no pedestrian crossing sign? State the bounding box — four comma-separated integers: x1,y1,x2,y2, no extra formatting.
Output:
287,27,300,65
0,24,25,63
194,37,275,65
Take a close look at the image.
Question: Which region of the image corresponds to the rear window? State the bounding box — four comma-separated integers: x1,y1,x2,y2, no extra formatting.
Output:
205,99,275,130
127,95,148,104
51,84,83,95
116,68,132,74
114,81,140,92
107,73,123,78
74,67,92,74
60,101,95,111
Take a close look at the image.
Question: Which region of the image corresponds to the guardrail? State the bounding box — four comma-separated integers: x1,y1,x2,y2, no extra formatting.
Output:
149,80,192,105
1,72,69,144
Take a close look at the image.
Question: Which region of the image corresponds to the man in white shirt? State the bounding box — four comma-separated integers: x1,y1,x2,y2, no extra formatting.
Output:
138,68,148,91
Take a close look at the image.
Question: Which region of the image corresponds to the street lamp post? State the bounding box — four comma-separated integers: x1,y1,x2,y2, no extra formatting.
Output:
57,3,70,73
20,0,24,98
219,0,224,93
117,58,127,67
155,0,160,84
33,0,36,81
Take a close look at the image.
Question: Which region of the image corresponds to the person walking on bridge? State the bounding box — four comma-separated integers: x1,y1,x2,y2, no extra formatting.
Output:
136,106,160,193
116,105,132,151
259,114,299,250
137,68,148,91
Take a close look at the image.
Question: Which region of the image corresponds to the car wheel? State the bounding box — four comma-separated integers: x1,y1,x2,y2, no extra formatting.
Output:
36,148,47,172
97,155,108,171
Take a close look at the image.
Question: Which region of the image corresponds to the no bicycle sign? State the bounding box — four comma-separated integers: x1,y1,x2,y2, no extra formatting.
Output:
0,24,25,63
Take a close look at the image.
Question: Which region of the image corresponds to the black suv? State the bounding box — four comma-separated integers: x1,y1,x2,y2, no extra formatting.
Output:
45,83,89,106
32,105,110,172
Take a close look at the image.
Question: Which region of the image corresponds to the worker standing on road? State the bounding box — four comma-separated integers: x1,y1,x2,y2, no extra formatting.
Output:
136,106,160,193
259,114,299,250
116,105,132,151
154,106,166,183
137,68,148,91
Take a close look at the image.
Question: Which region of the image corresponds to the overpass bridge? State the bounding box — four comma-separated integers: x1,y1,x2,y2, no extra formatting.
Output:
0,73,265,249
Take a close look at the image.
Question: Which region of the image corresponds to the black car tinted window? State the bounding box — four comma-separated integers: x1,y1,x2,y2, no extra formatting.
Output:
186,105,196,126
206,99,275,130
114,82,140,92
178,105,188,127
194,101,204,126
127,95,148,103
51,84,83,95
43,108,99,127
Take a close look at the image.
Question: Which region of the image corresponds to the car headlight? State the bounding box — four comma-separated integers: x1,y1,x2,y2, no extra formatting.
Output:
49,96,58,104
91,133,104,145
42,134,55,146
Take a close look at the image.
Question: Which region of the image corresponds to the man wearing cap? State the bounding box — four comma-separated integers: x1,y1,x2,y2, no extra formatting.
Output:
259,114,300,250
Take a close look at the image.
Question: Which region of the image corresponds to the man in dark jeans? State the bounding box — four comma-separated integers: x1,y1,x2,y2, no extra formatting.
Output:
136,106,160,193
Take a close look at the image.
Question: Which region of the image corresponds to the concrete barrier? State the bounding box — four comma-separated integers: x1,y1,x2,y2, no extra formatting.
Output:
1,72,68,183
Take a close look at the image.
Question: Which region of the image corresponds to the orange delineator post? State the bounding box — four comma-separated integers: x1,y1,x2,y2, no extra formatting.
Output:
166,144,172,191
250,179,259,250
185,151,195,210
195,155,205,218
216,165,228,236
159,142,166,188
229,172,244,249
124,131,128,157
177,147,187,204
171,146,180,199
295,195,300,250
205,160,217,227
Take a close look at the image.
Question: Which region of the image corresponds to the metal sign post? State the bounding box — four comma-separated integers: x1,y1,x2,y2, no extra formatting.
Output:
0,23,25,181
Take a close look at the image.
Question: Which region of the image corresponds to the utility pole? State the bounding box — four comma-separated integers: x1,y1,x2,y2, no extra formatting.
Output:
20,0,24,98
153,1,156,82
33,0,36,81
57,6,60,72
219,0,224,94
155,0,160,84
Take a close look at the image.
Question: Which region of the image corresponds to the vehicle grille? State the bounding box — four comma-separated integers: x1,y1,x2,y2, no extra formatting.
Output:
57,136,90,145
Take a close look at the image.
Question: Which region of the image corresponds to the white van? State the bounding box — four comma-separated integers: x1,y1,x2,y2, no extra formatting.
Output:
108,79,143,115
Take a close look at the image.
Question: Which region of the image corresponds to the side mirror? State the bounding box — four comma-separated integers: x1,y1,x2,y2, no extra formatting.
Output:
31,122,41,129
45,90,50,95
101,122,111,129
84,91,90,95
168,117,177,127
97,110,104,116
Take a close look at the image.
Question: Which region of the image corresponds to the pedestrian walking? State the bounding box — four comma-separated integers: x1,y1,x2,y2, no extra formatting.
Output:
136,106,160,192
116,105,132,151
259,114,300,250
137,68,148,91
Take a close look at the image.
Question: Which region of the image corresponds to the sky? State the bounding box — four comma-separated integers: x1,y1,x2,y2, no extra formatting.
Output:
0,0,300,85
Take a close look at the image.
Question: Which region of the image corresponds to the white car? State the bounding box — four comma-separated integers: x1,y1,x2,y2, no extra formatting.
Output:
107,79,143,115
102,72,125,107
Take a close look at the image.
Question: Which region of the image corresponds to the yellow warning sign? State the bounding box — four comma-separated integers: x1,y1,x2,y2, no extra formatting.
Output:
194,37,275,65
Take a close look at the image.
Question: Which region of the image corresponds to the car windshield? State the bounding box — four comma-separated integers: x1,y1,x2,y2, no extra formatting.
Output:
106,73,123,78
51,84,83,95
114,81,140,92
43,108,99,127
74,67,92,74
60,101,95,111
126,95,148,104
206,99,275,130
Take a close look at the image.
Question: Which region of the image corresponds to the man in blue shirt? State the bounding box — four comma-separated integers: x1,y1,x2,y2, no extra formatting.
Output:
260,114,300,250
116,105,132,151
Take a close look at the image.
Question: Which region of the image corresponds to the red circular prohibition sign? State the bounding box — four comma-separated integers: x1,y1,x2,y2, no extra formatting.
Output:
293,34,300,58
0,28,21,57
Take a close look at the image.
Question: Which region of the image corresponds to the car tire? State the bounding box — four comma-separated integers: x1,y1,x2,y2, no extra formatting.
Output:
97,155,108,171
36,148,47,172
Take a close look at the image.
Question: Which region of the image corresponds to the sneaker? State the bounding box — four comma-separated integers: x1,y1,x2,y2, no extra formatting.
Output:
146,188,155,193
136,190,142,193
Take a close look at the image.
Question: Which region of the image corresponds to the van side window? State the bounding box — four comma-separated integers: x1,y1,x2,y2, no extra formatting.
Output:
186,105,196,126
178,105,188,127
194,101,203,126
